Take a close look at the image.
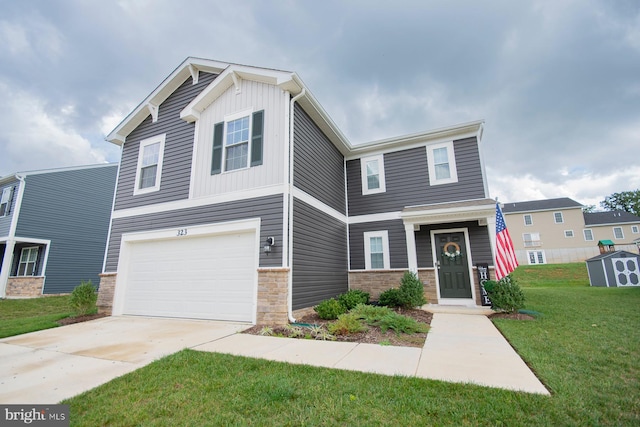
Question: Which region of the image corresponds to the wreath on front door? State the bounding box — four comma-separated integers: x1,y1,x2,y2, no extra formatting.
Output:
442,242,461,259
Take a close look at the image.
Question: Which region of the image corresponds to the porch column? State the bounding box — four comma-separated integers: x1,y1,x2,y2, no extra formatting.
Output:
404,223,418,273
0,240,15,298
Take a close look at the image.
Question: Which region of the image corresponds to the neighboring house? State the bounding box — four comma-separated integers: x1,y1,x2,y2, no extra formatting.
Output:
98,57,499,325
502,197,640,265
0,164,118,297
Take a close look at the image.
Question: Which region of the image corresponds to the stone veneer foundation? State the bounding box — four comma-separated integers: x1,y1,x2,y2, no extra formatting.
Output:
97,273,117,315
5,276,44,297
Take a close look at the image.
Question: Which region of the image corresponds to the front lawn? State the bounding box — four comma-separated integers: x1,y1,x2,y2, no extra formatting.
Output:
0,296,72,338
64,263,640,425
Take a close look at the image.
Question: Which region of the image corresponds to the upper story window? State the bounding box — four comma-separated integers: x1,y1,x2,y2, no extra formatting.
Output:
360,154,386,195
613,227,624,239
17,247,38,276
523,214,533,226
554,212,564,223
583,229,594,241
427,141,458,185
0,186,13,217
632,225,639,234
212,110,264,175
364,230,390,270
133,134,166,195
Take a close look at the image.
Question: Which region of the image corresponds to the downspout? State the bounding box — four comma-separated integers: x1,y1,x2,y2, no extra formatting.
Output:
0,174,26,298
287,88,306,322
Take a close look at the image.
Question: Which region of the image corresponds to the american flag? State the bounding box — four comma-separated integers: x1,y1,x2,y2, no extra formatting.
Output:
495,203,518,280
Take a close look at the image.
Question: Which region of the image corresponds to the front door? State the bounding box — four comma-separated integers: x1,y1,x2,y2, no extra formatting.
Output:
435,232,472,299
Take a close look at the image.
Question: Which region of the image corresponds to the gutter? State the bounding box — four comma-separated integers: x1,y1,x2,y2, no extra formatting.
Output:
287,88,306,323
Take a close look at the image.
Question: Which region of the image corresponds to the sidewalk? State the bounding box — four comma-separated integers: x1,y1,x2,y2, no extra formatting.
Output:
194,311,550,395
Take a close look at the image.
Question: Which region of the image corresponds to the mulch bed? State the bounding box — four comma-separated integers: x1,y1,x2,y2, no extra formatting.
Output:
243,308,433,348
57,313,108,326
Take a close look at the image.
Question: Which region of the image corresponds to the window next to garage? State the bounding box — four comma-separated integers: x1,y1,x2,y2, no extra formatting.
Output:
211,110,264,174
133,134,166,195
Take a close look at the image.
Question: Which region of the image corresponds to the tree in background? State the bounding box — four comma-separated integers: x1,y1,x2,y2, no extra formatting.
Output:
582,205,596,213
600,190,640,217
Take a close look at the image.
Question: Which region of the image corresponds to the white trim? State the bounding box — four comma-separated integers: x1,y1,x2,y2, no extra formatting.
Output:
0,187,12,217
111,184,286,219
613,226,624,240
405,223,418,272
426,141,458,185
363,230,390,270
16,246,39,277
224,107,253,123
527,250,546,265
291,187,347,224
632,225,639,234
112,218,261,323
564,230,574,238
360,154,386,195
430,227,476,304
221,109,254,173
0,175,26,297
133,134,166,196
349,211,402,225
583,229,594,241
553,211,564,223
523,214,533,226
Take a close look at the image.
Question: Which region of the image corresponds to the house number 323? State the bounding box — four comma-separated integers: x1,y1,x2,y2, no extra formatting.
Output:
177,229,188,236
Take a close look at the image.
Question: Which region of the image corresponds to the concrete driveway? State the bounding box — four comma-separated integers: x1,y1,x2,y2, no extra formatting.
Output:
0,316,247,404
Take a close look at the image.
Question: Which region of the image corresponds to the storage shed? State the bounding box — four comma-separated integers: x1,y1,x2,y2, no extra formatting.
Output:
585,251,640,287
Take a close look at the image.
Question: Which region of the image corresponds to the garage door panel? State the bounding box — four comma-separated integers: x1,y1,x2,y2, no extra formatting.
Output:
121,230,256,322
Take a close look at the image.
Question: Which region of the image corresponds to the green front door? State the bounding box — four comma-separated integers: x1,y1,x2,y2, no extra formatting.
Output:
436,232,472,299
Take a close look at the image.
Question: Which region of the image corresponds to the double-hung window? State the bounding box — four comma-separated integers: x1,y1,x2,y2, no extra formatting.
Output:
427,141,458,185
583,229,594,241
211,110,264,174
632,225,639,234
364,231,390,270
613,227,624,239
523,214,533,226
134,134,166,195
554,212,564,223
360,154,386,195
17,247,38,276
0,187,13,216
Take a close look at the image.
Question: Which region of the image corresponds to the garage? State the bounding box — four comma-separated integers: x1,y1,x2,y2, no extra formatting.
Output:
113,223,258,322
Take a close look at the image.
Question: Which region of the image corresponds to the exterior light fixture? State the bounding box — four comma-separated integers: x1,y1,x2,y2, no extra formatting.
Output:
264,237,275,254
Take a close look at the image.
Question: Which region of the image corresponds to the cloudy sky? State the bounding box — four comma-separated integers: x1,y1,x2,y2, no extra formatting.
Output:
1,0,638,207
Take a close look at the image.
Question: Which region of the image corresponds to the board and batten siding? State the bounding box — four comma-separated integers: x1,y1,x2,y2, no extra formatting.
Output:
292,198,348,309
191,79,288,198
105,195,283,272
0,178,20,237
349,220,408,270
114,72,218,211
415,222,493,268
15,165,118,293
293,104,346,214
347,137,486,216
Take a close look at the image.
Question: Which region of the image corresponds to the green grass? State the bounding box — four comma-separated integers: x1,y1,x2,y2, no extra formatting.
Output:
0,296,72,338
63,263,640,426
511,262,590,287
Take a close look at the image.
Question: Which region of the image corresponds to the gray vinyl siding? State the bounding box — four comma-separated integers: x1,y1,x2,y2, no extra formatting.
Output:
347,137,486,216
293,104,346,214
114,72,218,211
415,222,493,268
0,178,20,236
14,165,118,293
349,220,408,270
105,194,283,272
292,198,348,309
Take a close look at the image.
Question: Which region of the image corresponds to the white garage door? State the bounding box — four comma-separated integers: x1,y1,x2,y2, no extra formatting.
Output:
121,230,256,322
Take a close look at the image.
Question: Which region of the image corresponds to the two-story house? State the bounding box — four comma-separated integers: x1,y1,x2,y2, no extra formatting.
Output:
0,164,118,297
97,57,499,325
503,197,640,264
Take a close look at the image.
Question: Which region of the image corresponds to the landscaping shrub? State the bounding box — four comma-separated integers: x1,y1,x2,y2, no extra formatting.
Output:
69,280,98,317
484,275,525,313
327,313,367,335
398,271,427,308
337,290,370,310
314,298,346,320
378,288,403,307
377,313,429,335
350,303,393,324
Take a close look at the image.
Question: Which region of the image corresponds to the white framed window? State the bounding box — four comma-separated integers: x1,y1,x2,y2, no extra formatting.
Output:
523,214,533,226
0,187,12,217
613,227,624,239
554,212,564,223
632,225,639,234
360,154,386,195
523,232,541,247
17,246,38,276
363,230,390,270
583,229,594,241
133,134,166,195
211,109,264,175
427,141,458,185
564,230,574,238
225,114,250,171
527,250,546,265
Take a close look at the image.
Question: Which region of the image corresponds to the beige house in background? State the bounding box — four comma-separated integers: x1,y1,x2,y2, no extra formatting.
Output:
502,198,640,264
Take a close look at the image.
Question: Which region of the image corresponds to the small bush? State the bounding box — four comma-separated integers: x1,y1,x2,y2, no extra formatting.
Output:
351,303,393,324
338,290,370,310
70,280,98,317
484,275,525,313
377,313,429,335
398,271,427,308
314,298,346,320
327,313,367,335
378,288,403,307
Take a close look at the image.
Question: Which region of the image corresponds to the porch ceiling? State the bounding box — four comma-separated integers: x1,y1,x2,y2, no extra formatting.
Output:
401,199,496,226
